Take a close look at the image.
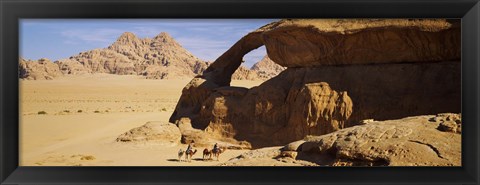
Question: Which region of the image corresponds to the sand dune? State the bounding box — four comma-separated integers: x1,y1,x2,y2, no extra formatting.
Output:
20,74,263,166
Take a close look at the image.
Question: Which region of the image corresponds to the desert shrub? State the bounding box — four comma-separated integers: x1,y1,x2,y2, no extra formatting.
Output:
63,110,70,113
80,155,96,161
38,111,47,115
94,110,100,113
161,108,167,111
77,110,83,113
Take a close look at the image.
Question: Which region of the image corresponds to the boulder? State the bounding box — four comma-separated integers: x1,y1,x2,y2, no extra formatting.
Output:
438,121,459,133
219,146,317,166
282,140,306,152
116,121,181,145
431,113,462,134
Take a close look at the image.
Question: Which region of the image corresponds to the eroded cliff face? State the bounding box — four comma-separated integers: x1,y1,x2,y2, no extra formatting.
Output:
170,19,461,148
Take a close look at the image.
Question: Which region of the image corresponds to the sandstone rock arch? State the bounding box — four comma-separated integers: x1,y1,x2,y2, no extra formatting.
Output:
169,29,267,125
170,19,461,148
203,31,265,86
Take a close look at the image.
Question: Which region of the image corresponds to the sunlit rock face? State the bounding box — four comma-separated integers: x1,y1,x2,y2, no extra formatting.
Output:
170,19,461,148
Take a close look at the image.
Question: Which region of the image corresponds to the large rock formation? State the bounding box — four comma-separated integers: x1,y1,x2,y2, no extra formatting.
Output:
19,32,210,80
220,114,461,166
170,19,461,148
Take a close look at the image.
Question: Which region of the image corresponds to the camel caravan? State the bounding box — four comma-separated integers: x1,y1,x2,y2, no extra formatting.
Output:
203,143,226,161
177,142,226,162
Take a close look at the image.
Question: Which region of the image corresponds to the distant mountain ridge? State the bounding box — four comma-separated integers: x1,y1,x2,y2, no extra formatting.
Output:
251,55,287,79
19,32,285,80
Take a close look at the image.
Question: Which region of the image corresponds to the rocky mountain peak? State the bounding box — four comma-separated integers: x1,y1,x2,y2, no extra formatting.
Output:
115,32,140,44
153,32,174,42
151,32,183,50
250,55,286,79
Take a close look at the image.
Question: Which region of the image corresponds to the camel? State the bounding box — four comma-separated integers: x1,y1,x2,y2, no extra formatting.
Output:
203,148,212,160
185,149,197,162
178,149,184,162
212,147,226,161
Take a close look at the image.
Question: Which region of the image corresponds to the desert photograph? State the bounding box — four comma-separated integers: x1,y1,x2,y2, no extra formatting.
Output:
19,19,461,166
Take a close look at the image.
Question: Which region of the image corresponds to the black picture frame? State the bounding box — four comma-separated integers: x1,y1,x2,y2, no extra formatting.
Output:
1,0,479,184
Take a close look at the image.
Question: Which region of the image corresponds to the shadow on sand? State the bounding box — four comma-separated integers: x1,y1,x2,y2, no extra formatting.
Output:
167,159,181,162
192,158,213,162
167,158,213,162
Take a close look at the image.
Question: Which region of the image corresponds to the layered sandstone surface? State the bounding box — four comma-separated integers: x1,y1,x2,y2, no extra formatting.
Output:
220,114,461,166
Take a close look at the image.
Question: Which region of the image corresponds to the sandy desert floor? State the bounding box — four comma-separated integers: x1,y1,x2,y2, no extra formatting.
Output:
20,74,264,166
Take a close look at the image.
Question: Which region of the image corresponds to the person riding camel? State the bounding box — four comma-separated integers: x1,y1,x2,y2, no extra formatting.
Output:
186,140,195,154
212,143,219,153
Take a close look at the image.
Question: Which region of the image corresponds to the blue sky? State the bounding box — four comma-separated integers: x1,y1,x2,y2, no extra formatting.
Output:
20,19,277,68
